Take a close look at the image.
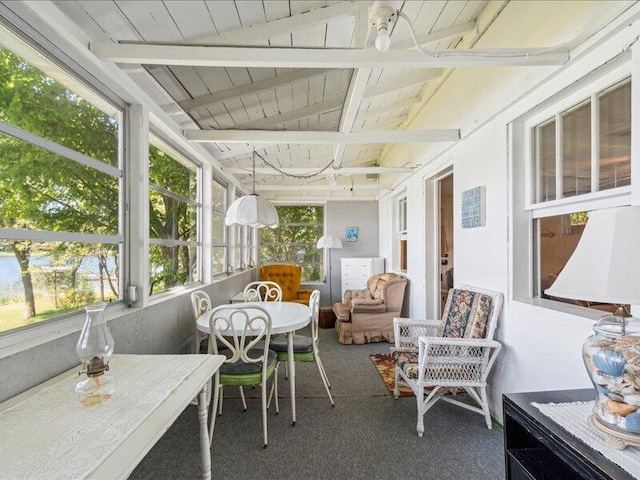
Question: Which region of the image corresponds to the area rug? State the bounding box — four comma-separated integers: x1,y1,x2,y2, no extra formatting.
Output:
370,353,414,397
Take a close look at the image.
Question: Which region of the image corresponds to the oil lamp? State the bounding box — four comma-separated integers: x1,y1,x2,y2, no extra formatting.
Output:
75,302,116,406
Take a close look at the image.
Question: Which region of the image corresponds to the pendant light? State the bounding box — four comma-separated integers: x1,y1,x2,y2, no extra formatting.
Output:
225,150,279,228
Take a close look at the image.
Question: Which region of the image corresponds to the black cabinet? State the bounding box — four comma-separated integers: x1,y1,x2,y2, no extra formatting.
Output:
503,389,634,480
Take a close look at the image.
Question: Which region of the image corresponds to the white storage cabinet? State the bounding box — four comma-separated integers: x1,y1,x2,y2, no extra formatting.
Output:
340,257,385,300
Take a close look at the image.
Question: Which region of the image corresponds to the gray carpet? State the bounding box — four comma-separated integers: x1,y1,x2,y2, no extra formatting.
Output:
129,328,505,479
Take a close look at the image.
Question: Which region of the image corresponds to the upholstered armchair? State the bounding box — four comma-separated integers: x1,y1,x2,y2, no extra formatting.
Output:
259,264,312,305
333,272,407,344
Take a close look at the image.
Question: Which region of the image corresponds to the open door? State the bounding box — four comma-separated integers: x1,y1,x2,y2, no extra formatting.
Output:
438,174,454,315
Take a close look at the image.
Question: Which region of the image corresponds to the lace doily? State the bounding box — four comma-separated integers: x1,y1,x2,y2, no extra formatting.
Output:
0,354,209,480
532,400,640,478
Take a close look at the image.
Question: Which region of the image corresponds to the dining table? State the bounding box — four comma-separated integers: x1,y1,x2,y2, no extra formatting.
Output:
196,301,311,425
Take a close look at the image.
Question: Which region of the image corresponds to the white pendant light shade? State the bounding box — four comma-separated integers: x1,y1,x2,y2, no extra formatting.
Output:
545,206,640,305
316,233,343,249
225,193,279,228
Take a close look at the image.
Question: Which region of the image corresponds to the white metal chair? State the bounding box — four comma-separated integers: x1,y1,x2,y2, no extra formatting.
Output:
244,281,283,302
190,290,212,354
268,290,334,411
392,285,503,436
209,304,278,448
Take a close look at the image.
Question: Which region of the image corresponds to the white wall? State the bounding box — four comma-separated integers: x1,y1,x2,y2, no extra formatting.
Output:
378,1,640,421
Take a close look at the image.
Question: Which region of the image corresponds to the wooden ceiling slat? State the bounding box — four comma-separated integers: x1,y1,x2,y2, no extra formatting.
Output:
76,1,141,41
163,1,216,39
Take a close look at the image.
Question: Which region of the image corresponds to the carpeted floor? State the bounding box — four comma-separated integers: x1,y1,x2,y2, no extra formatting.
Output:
129,327,505,479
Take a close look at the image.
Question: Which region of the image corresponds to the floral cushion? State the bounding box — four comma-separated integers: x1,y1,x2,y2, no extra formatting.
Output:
391,347,419,379
441,289,492,339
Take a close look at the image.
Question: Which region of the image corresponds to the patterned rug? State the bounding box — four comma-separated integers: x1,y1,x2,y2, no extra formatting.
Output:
370,353,414,397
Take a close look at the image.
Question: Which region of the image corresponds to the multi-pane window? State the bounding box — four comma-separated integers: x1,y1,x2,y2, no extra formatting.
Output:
232,223,249,270
398,196,407,271
212,178,227,276
0,45,123,333
260,205,323,282
148,143,199,295
530,77,631,312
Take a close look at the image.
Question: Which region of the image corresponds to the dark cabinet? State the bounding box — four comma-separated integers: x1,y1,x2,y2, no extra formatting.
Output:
503,389,634,480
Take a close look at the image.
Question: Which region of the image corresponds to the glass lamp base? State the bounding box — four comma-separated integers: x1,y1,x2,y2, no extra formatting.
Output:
75,374,116,407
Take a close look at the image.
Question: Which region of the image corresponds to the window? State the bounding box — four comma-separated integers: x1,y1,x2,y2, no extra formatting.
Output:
212,178,227,276
148,142,199,295
396,196,408,271
527,75,631,312
260,205,323,282
0,45,123,333
230,193,250,271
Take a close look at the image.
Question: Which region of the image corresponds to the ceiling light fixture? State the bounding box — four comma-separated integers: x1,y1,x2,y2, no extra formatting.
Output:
370,2,397,52
225,150,279,228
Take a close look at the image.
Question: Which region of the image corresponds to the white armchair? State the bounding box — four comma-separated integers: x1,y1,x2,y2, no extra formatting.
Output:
392,285,503,436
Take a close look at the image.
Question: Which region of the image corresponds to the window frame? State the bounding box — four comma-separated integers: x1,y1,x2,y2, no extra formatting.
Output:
514,61,633,313
211,177,228,277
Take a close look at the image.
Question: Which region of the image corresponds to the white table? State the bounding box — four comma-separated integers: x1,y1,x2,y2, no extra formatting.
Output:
196,301,311,425
0,354,225,480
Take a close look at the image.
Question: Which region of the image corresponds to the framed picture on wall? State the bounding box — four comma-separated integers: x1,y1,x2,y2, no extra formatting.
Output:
346,226,358,242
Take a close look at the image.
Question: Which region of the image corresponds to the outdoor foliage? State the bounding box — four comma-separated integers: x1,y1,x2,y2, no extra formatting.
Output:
260,206,323,281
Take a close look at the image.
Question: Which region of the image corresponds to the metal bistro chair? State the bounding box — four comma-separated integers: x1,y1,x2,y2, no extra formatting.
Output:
209,304,278,448
243,281,283,302
269,290,334,411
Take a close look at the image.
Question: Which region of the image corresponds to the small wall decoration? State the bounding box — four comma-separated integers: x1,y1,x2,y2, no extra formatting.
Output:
461,186,486,228
346,226,358,242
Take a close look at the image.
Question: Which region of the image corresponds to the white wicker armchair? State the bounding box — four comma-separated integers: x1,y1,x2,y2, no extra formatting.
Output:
392,285,503,436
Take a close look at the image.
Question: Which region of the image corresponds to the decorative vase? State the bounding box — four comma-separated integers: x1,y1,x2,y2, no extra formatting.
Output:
75,302,116,406
583,314,640,436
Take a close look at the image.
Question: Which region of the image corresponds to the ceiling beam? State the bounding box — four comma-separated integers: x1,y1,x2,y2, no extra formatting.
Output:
169,68,334,113
334,68,371,168
90,43,570,69
253,183,392,191
363,70,442,99
215,144,331,161
232,96,344,130
391,22,476,50
185,129,460,144
186,1,372,44
224,166,413,175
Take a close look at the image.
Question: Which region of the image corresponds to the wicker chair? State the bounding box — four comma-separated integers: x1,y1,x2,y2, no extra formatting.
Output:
392,285,503,436
333,273,407,344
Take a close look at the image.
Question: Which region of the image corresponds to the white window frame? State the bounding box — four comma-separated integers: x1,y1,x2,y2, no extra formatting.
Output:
513,60,633,315
392,194,408,272
211,177,228,277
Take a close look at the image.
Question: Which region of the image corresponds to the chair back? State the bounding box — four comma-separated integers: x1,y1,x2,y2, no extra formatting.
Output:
309,290,321,350
259,264,302,301
209,305,273,370
244,281,283,302
442,285,504,340
191,290,212,318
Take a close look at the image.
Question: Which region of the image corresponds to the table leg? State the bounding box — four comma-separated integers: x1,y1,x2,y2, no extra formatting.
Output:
288,331,296,426
197,388,212,480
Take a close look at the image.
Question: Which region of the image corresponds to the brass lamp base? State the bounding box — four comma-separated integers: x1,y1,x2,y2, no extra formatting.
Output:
589,415,640,450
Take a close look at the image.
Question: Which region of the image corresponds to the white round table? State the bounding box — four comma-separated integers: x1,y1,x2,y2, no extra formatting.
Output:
196,301,310,425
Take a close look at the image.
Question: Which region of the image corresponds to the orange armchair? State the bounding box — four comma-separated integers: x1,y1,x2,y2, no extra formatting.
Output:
259,264,312,305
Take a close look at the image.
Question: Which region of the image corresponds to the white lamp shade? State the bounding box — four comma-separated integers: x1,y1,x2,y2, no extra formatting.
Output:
316,233,343,249
225,194,279,228
545,206,640,305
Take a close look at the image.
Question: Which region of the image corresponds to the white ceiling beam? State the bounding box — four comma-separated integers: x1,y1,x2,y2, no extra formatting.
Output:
334,68,371,168
265,195,378,201
170,68,334,113
363,70,442,99
215,144,331,161
224,166,413,175
253,183,392,191
90,43,570,69
357,97,422,120
391,22,476,50
186,129,460,144
186,1,372,44
232,97,344,130
233,152,381,172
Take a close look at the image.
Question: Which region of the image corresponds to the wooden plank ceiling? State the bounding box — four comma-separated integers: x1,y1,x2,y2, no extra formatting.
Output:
57,0,491,199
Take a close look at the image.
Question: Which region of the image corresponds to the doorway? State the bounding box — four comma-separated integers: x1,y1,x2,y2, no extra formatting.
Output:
438,174,454,315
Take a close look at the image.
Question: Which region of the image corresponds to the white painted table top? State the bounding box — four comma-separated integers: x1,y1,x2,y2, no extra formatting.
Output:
196,301,311,336
0,354,224,480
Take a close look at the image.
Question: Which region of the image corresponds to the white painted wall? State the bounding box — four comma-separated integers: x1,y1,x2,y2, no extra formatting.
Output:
378,1,640,421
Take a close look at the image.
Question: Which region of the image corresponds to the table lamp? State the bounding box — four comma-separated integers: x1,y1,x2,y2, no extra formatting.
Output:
317,233,343,304
545,206,640,449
